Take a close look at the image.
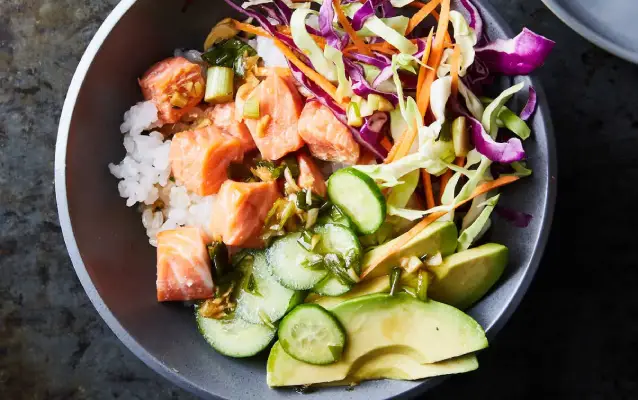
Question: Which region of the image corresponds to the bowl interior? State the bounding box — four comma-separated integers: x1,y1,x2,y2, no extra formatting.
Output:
56,1,555,399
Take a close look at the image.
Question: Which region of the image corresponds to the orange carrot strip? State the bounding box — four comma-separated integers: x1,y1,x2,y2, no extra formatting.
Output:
431,10,453,44
406,0,442,35
332,0,372,56
345,43,397,55
417,0,450,117
422,169,436,208
231,21,272,39
361,175,520,279
380,136,393,152
416,29,434,105
384,126,418,163
450,45,462,99
439,156,464,201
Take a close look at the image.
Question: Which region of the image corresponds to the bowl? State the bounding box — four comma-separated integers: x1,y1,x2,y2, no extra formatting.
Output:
55,1,557,398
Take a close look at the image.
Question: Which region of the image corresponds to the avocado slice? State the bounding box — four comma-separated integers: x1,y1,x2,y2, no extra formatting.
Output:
267,293,488,387
428,243,509,310
344,351,478,384
314,352,478,387
361,221,458,280
309,273,418,310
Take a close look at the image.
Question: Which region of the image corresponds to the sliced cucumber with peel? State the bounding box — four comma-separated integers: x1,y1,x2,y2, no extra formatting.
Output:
235,251,303,325
278,304,346,365
327,168,386,235
267,232,328,290
196,311,275,358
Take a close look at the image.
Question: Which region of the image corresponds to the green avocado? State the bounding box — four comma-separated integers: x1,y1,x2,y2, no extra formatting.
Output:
361,221,458,280
428,243,509,310
267,293,488,387
336,352,478,385
309,273,418,310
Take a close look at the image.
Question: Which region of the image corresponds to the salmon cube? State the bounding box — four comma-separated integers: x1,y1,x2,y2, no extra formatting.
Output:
236,72,304,160
169,126,243,196
297,153,326,198
139,57,205,125
210,181,281,247
156,227,214,302
298,102,360,165
205,102,256,153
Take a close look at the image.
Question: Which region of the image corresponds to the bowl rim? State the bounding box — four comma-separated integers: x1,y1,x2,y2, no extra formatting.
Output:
55,0,557,398
542,0,638,65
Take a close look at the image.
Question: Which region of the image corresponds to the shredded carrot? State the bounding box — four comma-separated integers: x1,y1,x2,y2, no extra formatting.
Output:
422,170,436,208
332,0,372,56
416,0,450,117
408,1,427,8
406,0,442,35
231,21,272,39
431,10,453,44
232,20,346,109
361,175,521,279
439,156,464,201
416,29,434,105
358,149,377,165
384,126,418,163
449,45,462,99
345,43,397,55
380,137,393,152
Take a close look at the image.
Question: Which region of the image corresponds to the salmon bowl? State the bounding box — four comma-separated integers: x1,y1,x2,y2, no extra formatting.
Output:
55,0,556,399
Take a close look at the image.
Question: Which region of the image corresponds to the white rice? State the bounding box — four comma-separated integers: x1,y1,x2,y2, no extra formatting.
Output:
109,101,215,246
251,36,287,68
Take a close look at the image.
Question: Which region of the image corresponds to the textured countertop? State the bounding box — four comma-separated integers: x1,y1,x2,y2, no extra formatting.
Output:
1,0,638,399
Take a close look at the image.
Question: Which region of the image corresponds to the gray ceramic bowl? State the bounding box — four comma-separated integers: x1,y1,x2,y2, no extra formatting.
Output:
55,1,556,399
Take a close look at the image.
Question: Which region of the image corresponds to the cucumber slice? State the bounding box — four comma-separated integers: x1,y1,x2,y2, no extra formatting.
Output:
267,233,328,290
313,276,352,297
278,304,346,365
313,223,362,274
196,311,275,358
327,168,386,235
235,251,302,325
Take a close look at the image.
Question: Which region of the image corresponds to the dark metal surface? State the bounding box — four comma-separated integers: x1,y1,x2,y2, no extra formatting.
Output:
542,0,638,64
53,1,554,399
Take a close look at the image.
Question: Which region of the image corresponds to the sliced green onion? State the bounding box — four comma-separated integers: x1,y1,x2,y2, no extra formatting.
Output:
205,66,234,104
389,267,402,296
347,102,363,127
368,94,394,112
243,93,260,120
258,309,275,329
244,273,261,297
452,116,471,157
416,270,430,302
324,254,354,286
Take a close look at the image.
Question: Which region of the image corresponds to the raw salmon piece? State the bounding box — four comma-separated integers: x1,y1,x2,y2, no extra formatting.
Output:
169,126,243,196
297,153,327,198
139,57,205,125
237,73,304,160
156,227,214,302
206,103,256,153
209,181,281,247
298,102,360,165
